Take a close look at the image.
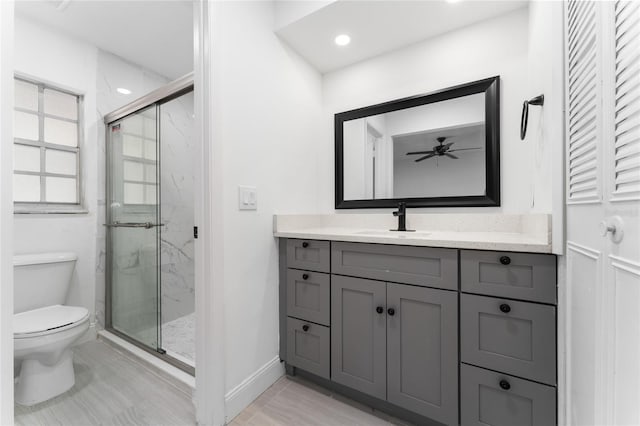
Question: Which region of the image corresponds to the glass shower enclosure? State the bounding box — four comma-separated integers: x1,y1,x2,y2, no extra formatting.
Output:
104,75,194,374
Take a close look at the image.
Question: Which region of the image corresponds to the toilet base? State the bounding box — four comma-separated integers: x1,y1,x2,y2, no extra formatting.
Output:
15,349,75,406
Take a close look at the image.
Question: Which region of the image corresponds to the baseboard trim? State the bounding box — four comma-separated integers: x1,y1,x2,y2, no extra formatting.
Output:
225,356,284,423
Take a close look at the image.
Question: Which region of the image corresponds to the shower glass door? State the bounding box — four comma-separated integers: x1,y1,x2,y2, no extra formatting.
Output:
107,105,161,351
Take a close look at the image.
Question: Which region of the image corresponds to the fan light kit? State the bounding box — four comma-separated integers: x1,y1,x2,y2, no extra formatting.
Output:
406,136,482,163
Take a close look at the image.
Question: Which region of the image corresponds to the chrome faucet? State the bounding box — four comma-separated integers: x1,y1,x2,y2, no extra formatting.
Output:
391,202,413,232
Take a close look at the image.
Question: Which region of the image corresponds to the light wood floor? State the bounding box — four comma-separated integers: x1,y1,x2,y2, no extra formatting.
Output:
230,376,410,426
15,340,409,426
14,340,196,426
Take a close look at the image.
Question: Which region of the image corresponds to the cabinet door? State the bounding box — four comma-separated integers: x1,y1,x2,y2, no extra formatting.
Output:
331,275,387,400
460,294,556,385
286,317,330,379
286,239,330,273
387,283,458,425
286,269,330,326
460,250,556,304
461,363,556,426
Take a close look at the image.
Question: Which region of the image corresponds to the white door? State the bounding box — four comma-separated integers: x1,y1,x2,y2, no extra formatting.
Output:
565,1,640,425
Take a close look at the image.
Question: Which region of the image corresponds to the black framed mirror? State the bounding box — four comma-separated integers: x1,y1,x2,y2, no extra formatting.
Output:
335,76,500,209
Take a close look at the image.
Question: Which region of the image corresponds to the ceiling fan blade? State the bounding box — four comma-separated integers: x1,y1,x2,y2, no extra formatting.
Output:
406,150,434,156
448,147,482,152
415,153,436,162
444,153,459,159
443,143,454,150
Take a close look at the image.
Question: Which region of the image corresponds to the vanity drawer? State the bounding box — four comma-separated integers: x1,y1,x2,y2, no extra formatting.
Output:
286,269,330,326
461,250,556,304
460,363,556,426
286,317,330,379
461,294,556,385
331,242,458,290
286,239,330,273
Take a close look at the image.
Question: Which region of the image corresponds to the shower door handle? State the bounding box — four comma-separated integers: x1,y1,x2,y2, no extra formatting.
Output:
103,222,165,229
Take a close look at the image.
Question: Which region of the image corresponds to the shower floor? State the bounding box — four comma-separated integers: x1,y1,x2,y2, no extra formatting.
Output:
162,312,195,367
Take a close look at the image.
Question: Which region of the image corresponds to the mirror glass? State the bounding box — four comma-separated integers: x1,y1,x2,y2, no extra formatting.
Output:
343,93,485,200
335,77,500,208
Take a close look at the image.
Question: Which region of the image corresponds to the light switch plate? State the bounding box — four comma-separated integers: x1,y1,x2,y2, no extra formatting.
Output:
238,185,257,211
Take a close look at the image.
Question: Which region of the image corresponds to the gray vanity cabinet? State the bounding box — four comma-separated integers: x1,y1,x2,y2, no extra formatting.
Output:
279,238,557,426
331,275,387,400
387,283,458,424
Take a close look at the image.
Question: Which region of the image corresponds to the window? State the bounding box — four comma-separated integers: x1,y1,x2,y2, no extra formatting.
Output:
114,109,158,206
13,77,82,209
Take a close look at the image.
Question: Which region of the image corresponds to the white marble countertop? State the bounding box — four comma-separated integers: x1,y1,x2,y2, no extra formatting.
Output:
273,214,553,253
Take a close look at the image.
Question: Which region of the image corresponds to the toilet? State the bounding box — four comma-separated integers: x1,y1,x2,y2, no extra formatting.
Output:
13,252,90,406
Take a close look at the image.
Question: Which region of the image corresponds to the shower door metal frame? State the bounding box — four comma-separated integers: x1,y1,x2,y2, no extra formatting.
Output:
104,73,195,375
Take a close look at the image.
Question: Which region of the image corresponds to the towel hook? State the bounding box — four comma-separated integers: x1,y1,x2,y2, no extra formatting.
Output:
520,94,544,140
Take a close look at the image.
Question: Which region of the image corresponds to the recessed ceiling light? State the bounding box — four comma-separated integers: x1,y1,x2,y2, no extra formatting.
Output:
334,34,351,46
117,88,132,95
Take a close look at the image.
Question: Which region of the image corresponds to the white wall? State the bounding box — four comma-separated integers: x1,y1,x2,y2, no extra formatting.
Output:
210,1,324,420
322,8,535,213
13,18,99,339
527,1,565,254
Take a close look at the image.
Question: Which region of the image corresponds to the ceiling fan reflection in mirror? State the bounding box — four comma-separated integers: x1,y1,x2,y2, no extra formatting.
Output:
406,136,482,162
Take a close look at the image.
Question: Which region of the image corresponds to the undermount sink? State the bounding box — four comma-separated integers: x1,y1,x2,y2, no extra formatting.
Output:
353,230,431,237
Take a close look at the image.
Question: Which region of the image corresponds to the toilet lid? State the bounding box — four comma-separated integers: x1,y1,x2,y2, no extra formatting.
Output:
14,305,89,336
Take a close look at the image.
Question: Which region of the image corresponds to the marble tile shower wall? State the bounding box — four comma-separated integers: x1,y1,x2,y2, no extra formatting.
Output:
94,50,195,330
159,93,195,324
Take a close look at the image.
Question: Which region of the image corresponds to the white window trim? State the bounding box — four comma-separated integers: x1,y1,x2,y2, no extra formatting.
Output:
13,75,87,214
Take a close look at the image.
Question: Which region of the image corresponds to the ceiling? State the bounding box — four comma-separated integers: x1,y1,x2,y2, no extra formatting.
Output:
15,0,193,80
276,0,528,73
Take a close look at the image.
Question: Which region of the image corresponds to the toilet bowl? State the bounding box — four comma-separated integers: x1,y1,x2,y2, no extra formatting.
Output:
13,253,89,406
14,305,89,405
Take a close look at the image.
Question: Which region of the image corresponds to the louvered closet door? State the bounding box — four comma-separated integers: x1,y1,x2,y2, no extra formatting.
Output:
565,2,640,426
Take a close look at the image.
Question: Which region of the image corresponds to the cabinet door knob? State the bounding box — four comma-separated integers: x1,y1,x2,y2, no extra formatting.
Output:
376,306,384,314
500,303,511,313
302,241,309,248
302,324,309,332
302,273,309,280
499,379,511,390
499,256,511,265
387,308,395,316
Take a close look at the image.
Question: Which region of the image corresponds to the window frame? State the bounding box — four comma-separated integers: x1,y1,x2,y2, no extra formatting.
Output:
13,76,86,214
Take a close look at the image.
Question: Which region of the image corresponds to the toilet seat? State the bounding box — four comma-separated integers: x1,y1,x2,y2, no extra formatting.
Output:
14,305,89,339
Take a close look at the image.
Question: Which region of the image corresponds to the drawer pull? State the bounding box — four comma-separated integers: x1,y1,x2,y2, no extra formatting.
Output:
376,306,384,314
499,255,511,265
499,379,511,390
302,241,309,248
302,324,310,332
387,308,396,316
302,273,309,280
499,303,511,313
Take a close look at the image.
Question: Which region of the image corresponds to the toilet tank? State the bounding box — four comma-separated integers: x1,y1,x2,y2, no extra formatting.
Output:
13,252,78,314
